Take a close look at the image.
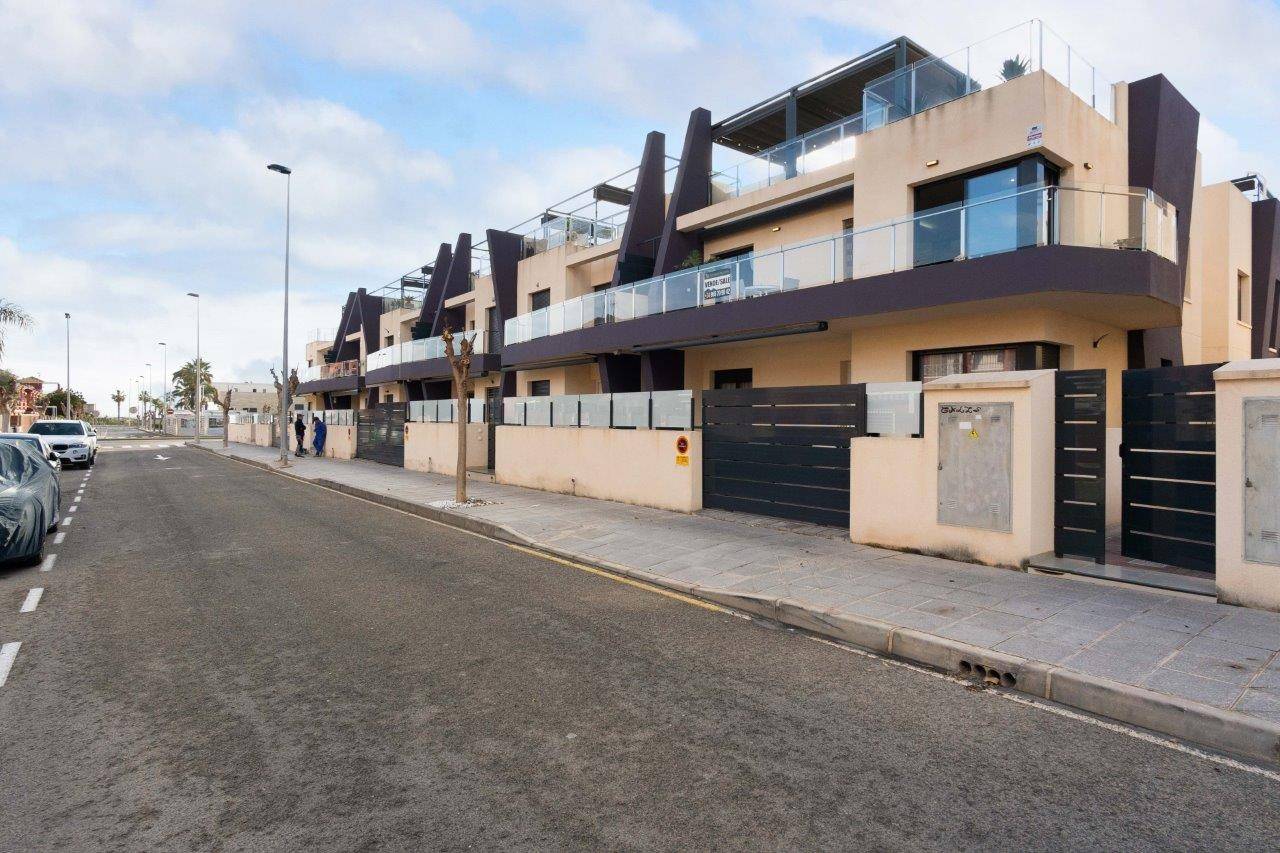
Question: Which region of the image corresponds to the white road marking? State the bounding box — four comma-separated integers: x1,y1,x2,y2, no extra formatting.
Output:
53,532,65,545
61,517,72,527
20,588,43,613
805,635,1280,782
73,495,81,503
0,642,20,687
154,455,170,461
39,554,57,572
67,505,77,513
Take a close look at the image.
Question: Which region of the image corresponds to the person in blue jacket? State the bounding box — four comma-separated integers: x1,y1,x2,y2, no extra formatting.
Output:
311,415,327,457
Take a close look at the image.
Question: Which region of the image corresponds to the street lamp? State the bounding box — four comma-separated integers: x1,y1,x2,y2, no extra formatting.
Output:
158,341,168,422
145,362,152,427
64,313,71,419
268,162,292,466
187,292,201,445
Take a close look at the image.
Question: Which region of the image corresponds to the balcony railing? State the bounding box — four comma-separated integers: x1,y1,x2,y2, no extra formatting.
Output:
364,330,487,374
381,295,422,313
711,112,863,202
503,390,694,430
504,184,1177,346
307,327,335,345
298,358,361,384
863,20,1112,130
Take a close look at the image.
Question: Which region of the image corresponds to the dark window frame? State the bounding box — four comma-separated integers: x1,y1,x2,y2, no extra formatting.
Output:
712,368,754,390
911,342,1060,382
529,379,551,397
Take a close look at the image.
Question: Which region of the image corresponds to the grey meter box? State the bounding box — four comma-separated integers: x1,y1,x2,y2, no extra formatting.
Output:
1243,398,1280,566
938,402,1013,532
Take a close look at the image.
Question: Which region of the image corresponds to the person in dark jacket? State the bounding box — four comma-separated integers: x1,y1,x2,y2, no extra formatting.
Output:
311,416,327,457
293,414,307,456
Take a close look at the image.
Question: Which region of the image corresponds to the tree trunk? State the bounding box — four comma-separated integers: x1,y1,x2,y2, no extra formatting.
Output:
454,379,467,504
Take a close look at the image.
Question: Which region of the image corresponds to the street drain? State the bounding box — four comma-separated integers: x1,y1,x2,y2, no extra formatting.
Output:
958,659,1016,688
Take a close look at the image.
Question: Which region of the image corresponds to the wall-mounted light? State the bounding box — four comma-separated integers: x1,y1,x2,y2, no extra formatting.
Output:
770,226,781,232
1084,162,1095,170
925,159,939,168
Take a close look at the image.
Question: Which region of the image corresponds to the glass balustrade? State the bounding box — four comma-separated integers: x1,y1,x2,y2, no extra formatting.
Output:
711,112,863,202
363,331,487,375
503,184,1177,347
862,20,1112,131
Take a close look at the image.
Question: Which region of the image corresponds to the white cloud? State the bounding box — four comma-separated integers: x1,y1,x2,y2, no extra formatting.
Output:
0,0,244,96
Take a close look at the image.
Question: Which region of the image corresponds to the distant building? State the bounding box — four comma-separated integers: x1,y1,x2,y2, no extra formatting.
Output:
15,377,43,415
210,381,303,413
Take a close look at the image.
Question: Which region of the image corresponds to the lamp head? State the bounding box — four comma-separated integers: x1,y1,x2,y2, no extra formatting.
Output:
267,163,292,175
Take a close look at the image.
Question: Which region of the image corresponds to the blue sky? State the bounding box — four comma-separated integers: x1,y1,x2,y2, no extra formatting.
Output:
2,0,1278,411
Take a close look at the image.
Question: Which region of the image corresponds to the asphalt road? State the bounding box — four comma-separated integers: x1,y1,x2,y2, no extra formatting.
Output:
0,446,1277,851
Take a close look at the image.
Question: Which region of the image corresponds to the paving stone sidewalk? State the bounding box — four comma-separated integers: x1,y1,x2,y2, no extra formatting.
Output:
203,442,1280,747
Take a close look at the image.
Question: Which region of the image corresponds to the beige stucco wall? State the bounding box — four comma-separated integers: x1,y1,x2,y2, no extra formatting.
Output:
854,71,1128,226
495,426,701,512
850,370,1055,567
849,307,1130,426
303,420,356,460
378,306,418,349
1214,359,1280,611
515,363,599,397
1181,155,1206,363
1199,182,1255,364
702,196,851,261
683,329,853,403
227,423,254,445
404,421,488,475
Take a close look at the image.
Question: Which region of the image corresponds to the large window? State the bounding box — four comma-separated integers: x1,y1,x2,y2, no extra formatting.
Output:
913,156,1058,267
530,289,551,311
529,380,551,397
913,343,1059,382
713,368,753,390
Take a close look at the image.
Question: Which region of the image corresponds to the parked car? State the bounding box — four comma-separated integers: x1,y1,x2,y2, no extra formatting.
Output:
0,433,63,471
28,419,97,469
0,441,61,567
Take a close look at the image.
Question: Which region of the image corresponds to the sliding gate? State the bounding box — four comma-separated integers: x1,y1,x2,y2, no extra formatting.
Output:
1120,364,1221,573
356,402,406,467
703,385,865,528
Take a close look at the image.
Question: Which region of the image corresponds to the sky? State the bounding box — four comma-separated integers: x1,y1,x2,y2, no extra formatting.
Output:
2,0,1278,413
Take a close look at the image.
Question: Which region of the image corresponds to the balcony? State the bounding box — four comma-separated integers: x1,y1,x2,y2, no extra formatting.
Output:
296,358,362,394
364,330,500,385
710,112,862,202
862,20,1112,129
504,184,1178,348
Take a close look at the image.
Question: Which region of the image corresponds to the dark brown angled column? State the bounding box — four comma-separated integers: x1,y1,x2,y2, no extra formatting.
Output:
1127,74,1199,367
640,349,685,392
597,354,642,393
1250,197,1280,357
654,108,711,277
486,229,523,341
429,233,471,336
413,243,453,339
610,131,666,288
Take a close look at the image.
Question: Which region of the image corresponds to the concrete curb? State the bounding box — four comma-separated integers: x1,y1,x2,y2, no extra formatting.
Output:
197,443,1280,766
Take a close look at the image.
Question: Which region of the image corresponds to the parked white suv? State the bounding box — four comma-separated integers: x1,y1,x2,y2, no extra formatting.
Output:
29,420,97,469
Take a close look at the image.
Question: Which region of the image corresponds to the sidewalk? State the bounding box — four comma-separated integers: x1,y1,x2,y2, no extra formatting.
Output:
199,441,1280,764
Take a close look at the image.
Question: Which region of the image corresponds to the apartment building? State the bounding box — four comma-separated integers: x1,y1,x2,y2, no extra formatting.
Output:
293,21,1279,585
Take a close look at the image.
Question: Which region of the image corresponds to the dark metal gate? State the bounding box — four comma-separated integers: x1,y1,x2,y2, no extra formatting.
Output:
1120,364,1221,574
356,402,406,467
485,389,501,472
1054,369,1107,563
702,384,865,528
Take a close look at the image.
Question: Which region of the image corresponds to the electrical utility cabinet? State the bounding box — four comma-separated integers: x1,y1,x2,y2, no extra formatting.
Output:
937,402,1013,532
1243,398,1280,566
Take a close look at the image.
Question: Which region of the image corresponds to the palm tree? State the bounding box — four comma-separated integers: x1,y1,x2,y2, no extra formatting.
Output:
0,299,33,362
0,369,17,430
111,390,125,422
172,359,215,411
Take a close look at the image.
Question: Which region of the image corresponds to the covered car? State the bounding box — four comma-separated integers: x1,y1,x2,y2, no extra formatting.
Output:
0,441,60,566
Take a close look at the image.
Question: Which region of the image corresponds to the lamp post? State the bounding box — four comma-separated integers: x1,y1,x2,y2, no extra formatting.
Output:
158,341,168,426
187,292,201,445
268,162,292,466
64,313,71,419
145,362,152,428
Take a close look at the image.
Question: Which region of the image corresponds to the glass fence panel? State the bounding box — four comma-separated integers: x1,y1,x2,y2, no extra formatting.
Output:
651,390,693,429
469,399,485,423
579,394,611,427
436,400,456,423
866,382,923,437
548,302,565,337
530,308,549,340
850,226,893,278
551,395,579,427
913,52,972,114
1101,191,1141,251
525,398,552,427
408,401,426,422
912,206,963,267
783,240,835,289
751,251,783,295
663,269,700,313
503,398,525,425
611,392,649,428
563,296,584,333
766,138,803,187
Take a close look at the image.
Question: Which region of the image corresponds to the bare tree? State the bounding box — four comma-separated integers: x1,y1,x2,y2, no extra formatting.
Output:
217,388,233,448
441,325,474,504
